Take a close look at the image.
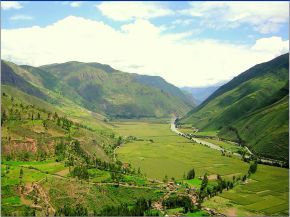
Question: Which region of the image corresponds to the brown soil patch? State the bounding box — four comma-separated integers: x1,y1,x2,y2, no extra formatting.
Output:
225,207,237,217
55,168,70,177
208,174,217,180
3,138,38,154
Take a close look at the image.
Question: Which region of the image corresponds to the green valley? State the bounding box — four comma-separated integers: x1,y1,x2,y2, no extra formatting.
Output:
2,2,289,216
1,54,289,217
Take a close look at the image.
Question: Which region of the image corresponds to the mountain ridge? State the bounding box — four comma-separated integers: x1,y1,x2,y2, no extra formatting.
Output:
2,59,195,119
179,53,289,161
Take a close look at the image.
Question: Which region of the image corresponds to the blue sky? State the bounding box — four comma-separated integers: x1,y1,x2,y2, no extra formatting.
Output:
1,1,289,86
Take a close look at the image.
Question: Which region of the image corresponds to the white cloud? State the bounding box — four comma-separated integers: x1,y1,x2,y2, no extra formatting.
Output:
181,2,289,34
251,36,289,56
96,1,173,21
1,1,22,10
10,15,33,21
1,16,288,87
70,2,82,8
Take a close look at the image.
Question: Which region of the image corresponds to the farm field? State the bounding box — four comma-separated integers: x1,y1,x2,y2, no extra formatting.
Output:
114,121,249,180
42,177,161,215
204,164,289,216
1,159,161,216
201,138,241,153
115,120,289,216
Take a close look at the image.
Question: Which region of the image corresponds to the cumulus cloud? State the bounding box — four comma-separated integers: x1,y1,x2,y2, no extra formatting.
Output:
252,36,289,56
181,2,289,34
1,16,288,86
10,15,33,21
1,1,22,10
96,1,173,21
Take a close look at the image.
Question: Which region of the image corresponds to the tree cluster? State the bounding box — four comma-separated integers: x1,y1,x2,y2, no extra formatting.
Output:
162,195,193,213
56,204,88,216
96,198,156,216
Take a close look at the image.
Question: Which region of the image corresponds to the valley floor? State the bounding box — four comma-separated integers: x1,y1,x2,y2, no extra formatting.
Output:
114,119,289,216
1,116,288,216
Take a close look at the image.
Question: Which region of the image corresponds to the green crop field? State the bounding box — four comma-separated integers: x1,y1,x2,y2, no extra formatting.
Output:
204,164,289,216
115,120,289,216
201,138,241,153
114,121,250,180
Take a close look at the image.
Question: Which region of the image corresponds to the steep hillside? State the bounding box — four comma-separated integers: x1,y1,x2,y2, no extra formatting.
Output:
1,89,112,162
40,61,195,118
180,54,289,161
1,61,49,101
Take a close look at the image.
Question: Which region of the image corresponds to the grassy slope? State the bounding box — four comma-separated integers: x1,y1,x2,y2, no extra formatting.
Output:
40,61,194,118
3,60,194,119
1,88,159,215
180,54,289,161
1,88,112,161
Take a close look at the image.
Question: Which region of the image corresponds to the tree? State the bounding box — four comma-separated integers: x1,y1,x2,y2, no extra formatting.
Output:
1,110,7,126
43,120,48,130
248,161,258,174
186,168,195,180
19,168,24,179
200,173,208,191
57,118,61,126
117,136,122,146
37,112,41,120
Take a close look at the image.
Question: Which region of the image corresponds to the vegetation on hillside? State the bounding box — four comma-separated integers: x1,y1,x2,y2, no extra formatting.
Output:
180,53,289,161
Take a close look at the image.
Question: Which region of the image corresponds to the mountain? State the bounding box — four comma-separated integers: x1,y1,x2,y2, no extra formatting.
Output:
1,60,195,119
181,85,221,105
180,53,289,161
40,61,195,118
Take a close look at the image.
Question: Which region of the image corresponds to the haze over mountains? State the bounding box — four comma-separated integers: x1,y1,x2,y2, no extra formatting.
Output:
180,53,289,162
2,60,195,119
181,85,222,105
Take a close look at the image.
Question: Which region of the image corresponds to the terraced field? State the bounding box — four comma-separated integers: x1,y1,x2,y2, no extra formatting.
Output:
204,163,289,216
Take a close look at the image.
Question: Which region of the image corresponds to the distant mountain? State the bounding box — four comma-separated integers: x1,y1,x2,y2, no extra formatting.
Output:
181,85,221,105
2,60,195,119
180,53,289,161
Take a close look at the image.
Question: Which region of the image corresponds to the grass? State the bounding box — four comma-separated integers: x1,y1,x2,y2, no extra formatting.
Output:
114,120,289,216
185,210,208,216
181,178,202,188
180,54,289,161
193,131,218,137
204,164,289,216
166,207,184,215
115,121,249,180
43,176,160,214
2,196,21,206
3,160,66,175
88,168,111,182
202,138,241,153
178,127,218,137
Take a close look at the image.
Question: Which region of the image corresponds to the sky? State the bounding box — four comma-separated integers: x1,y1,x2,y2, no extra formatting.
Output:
1,1,289,87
